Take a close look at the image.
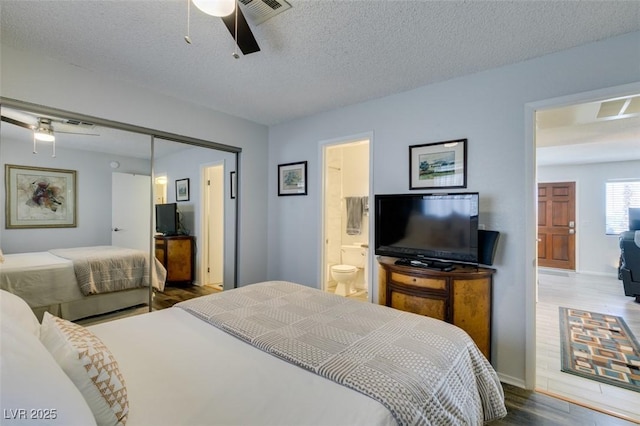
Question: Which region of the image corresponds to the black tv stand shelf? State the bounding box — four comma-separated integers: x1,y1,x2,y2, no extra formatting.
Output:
394,258,455,272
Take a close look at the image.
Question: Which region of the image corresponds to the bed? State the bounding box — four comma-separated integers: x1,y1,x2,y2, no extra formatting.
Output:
0,281,507,426
0,246,166,321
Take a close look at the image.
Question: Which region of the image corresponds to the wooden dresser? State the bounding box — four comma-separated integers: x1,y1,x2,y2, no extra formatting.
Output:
154,235,195,285
377,256,495,360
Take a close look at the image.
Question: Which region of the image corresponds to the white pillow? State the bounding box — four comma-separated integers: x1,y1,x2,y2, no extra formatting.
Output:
0,289,40,337
40,312,129,426
1,315,97,426
0,248,4,263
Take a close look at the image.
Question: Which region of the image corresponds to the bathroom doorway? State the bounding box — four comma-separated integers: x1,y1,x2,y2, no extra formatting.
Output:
321,137,371,301
201,162,225,290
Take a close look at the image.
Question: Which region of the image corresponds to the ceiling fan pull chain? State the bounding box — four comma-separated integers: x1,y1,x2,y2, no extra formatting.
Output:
185,0,192,44
232,1,239,59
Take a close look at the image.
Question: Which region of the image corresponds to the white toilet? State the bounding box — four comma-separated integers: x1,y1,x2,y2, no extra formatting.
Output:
331,245,367,296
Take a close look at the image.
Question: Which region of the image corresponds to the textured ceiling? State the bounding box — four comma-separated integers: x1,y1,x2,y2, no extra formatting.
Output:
2,0,639,126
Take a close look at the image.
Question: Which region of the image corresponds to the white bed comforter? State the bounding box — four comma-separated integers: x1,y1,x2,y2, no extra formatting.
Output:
176,281,507,425
89,308,398,426
0,252,80,306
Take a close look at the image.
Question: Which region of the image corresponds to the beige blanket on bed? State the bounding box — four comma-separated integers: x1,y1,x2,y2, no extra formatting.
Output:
177,281,506,425
49,246,166,295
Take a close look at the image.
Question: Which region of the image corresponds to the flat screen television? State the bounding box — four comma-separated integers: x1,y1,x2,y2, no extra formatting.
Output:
374,193,479,265
155,203,179,236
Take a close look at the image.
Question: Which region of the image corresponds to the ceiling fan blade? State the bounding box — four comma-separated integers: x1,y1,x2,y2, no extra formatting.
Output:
1,115,34,130
221,5,260,55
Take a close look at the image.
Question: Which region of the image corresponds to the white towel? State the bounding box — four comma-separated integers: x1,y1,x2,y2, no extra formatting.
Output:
346,196,367,235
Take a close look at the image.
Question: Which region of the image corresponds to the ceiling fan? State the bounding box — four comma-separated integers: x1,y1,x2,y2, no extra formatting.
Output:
1,107,99,156
0,107,99,137
187,0,291,56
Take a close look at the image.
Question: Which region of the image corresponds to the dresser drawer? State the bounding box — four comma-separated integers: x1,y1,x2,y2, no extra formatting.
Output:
389,272,447,290
390,291,447,321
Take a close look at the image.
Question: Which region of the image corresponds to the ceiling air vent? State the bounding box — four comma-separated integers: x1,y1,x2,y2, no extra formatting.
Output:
239,0,291,25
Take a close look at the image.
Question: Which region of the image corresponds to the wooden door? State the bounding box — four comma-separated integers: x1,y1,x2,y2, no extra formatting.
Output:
537,182,575,269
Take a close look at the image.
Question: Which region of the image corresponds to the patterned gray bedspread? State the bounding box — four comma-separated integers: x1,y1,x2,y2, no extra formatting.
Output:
176,281,506,425
49,246,166,295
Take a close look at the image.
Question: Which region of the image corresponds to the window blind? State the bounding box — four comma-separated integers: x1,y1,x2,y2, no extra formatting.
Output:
605,180,640,234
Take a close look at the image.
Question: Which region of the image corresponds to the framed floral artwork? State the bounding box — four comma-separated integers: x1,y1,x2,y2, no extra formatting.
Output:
5,164,77,228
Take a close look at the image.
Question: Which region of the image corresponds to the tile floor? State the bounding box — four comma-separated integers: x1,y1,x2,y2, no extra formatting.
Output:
536,269,640,423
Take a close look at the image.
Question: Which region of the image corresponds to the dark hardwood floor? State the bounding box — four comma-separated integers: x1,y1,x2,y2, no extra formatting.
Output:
494,383,637,425
153,283,220,310
135,285,640,425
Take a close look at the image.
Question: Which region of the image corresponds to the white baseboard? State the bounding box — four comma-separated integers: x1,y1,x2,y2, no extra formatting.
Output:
497,373,526,389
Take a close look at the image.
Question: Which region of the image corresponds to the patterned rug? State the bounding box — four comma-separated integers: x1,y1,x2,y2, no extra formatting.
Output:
559,307,640,392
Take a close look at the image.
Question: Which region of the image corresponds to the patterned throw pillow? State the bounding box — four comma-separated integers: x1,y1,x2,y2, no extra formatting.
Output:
40,312,129,426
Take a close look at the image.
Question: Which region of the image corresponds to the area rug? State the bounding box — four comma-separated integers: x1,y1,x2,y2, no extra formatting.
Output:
559,307,640,392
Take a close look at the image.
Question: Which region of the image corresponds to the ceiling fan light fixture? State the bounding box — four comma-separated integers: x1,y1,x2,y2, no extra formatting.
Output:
192,0,235,17
34,119,55,142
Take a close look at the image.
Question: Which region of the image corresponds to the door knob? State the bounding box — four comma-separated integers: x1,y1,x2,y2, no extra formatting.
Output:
569,229,575,234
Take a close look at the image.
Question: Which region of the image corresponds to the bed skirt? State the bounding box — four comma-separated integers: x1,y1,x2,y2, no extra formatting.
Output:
31,288,150,321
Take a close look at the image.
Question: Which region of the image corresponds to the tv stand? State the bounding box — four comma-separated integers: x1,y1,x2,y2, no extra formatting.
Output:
379,256,494,360
394,258,455,271
154,235,195,285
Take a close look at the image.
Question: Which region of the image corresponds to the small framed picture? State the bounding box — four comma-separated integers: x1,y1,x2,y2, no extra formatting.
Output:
5,164,77,228
278,161,307,196
175,178,190,202
409,139,467,190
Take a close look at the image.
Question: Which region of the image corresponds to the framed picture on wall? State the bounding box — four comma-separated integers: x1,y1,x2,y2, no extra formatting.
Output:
278,161,307,196
5,164,77,228
176,178,190,202
409,139,467,190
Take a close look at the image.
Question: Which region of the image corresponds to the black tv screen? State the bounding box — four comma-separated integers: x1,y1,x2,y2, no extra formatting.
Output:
155,203,179,236
374,193,479,264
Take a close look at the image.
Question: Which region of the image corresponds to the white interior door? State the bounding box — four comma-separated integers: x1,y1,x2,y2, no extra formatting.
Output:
112,172,151,251
201,163,224,286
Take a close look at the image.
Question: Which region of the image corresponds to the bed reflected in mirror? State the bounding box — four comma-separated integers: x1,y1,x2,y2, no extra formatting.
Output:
0,102,237,323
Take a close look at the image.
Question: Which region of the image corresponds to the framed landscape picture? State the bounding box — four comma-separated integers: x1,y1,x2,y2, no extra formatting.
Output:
409,139,467,190
176,178,190,201
278,161,307,196
5,164,77,228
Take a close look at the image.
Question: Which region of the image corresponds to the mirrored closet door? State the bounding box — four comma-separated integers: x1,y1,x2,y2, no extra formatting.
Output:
0,98,239,321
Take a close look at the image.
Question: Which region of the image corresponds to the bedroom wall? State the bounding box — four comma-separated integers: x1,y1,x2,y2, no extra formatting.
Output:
0,44,269,286
267,31,640,386
538,159,640,276
0,137,149,253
